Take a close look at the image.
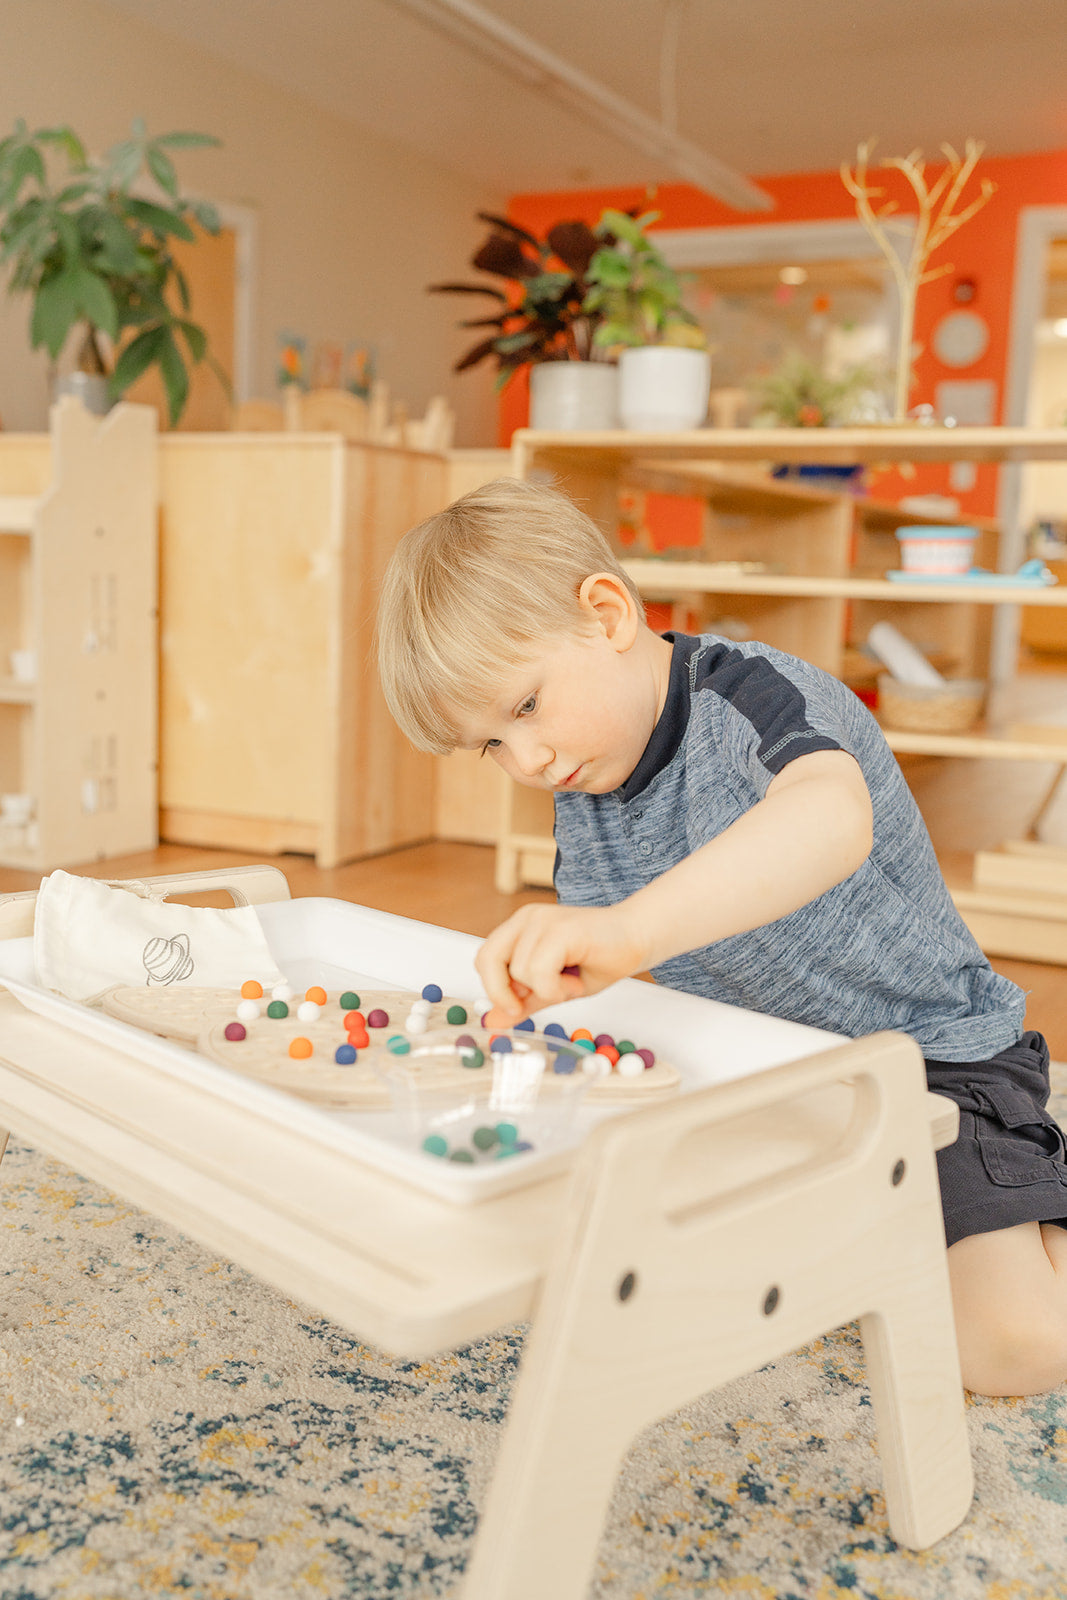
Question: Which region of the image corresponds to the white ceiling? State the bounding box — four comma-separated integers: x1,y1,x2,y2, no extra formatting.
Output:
100,0,1067,202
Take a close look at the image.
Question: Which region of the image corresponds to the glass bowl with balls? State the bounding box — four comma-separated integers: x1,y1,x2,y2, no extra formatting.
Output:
374,1027,595,1165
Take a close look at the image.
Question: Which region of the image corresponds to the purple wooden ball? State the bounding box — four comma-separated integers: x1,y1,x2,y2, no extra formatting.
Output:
637,1047,655,1068
224,1021,246,1042
366,1008,389,1028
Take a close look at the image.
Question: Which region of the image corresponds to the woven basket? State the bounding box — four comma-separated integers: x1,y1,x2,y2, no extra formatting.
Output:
877,674,984,734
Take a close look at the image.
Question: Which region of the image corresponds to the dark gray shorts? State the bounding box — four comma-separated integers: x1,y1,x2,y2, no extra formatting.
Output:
925,1032,1067,1249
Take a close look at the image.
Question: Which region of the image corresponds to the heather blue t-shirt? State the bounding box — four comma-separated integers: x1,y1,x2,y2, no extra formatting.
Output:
553,631,1025,1061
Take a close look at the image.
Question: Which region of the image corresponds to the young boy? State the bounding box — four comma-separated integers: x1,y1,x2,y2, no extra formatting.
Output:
378,476,1067,1398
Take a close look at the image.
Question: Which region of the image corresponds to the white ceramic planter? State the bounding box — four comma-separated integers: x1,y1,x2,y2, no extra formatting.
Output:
618,346,711,432
529,360,618,430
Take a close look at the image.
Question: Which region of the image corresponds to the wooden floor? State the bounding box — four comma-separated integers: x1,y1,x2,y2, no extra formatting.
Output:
3,658,1066,1056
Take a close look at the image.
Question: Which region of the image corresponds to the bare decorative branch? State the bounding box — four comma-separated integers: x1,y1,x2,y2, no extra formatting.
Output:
841,138,997,420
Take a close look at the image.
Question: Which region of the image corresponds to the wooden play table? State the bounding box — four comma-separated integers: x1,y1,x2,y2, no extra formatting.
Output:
0,865,972,1597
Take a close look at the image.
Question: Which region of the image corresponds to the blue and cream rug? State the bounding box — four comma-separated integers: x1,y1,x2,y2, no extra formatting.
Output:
3,1074,1067,1599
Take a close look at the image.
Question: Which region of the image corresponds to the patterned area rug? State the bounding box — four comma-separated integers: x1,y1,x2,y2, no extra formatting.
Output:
2,1072,1067,1599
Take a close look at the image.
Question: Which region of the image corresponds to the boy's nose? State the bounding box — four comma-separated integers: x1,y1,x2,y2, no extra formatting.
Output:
510,733,553,778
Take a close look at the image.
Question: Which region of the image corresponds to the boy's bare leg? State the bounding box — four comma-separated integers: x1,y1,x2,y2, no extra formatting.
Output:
947,1221,1067,1396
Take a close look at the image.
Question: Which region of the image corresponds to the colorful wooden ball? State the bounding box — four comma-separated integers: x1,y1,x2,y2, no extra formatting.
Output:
240,980,263,1000
366,1008,389,1028
422,1134,448,1157
305,985,327,1006
271,982,293,1002
266,1000,289,1019
343,1010,365,1032
571,1028,594,1043
459,1046,485,1069
335,1044,357,1065
515,1018,535,1032
236,998,261,1022
446,1005,467,1025
472,1125,498,1150
223,1021,246,1041
543,1023,568,1039
421,983,443,1003
616,1052,645,1078
495,1121,518,1145
600,1045,620,1066
387,1034,411,1055
616,1039,636,1056
637,1047,655,1068
339,991,361,1011
489,1035,512,1053
297,1000,321,1022
449,1149,475,1164
583,1053,613,1077
594,1033,615,1050
288,1037,313,1059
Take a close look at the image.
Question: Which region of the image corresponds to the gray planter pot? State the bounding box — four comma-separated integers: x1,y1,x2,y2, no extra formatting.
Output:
529,361,618,431
55,372,112,415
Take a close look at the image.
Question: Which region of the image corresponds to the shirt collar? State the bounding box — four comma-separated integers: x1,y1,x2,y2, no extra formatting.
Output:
618,631,700,803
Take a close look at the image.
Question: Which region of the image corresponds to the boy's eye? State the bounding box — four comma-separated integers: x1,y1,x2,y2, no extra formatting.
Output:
517,694,537,717
480,738,501,756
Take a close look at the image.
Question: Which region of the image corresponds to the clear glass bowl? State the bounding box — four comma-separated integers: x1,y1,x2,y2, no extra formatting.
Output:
374,1027,594,1164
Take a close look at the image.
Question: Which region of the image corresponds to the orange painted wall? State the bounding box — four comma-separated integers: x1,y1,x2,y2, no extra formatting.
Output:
495,149,1067,517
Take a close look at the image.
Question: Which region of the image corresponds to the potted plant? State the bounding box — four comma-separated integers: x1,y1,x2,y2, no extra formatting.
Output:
429,211,621,429
0,117,226,425
751,349,887,486
581,209,711,431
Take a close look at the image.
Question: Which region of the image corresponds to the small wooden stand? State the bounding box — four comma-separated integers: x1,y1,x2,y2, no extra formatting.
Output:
0,397,158,870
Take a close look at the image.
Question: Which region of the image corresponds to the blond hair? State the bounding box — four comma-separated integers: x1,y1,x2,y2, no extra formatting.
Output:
377,477,644,753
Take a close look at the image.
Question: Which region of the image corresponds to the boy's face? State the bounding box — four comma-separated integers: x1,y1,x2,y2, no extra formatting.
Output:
452,620,670,795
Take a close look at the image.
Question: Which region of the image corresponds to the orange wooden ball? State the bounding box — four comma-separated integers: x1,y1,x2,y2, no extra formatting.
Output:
288,1036,313,1059
240,980,264,1000
571,1028,594,1043
343,1010,366,1031
305,985,328,1005
600,1045,620,1066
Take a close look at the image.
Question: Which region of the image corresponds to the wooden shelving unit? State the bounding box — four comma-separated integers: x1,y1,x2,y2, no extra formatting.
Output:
0,398,158,871
496,426,1067,961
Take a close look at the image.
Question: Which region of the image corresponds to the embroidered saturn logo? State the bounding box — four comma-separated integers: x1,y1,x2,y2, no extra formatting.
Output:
142,933,194,985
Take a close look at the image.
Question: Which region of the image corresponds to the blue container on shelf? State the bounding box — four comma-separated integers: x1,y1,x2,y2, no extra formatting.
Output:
771,463,865,491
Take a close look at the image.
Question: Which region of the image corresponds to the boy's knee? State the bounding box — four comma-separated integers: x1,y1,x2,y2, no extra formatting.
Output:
959,1301,1067,1396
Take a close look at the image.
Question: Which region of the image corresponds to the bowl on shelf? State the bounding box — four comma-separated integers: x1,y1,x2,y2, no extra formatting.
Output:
877,674,985,735
895,524,978,576
374,1028,595,1165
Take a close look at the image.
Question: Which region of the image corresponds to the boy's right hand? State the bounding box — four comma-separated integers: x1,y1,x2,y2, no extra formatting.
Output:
475,902,651,1027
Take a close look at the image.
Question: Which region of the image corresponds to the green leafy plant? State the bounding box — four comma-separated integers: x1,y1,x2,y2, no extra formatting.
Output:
0,117,227,425
428,211,619,386
752,350,883,427
582,209,706,350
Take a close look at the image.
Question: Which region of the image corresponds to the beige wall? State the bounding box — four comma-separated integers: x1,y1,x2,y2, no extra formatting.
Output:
0,0,500,444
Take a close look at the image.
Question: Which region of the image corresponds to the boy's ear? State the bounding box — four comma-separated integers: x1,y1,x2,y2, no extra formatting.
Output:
577,573,639,650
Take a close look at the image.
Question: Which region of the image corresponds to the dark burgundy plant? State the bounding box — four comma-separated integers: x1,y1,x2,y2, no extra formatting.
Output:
428,211,617,384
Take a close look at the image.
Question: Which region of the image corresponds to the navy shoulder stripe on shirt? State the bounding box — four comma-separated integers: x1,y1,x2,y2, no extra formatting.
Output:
693,640,843,776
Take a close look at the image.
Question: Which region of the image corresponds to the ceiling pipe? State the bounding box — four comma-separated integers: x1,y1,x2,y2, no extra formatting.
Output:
382,0,775,213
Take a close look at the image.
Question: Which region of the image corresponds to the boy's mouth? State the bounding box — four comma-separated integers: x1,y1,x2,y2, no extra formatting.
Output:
557,765,583,788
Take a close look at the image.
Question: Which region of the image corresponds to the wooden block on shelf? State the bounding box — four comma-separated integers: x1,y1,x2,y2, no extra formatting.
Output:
952,884,1067,964
973,848,1067,898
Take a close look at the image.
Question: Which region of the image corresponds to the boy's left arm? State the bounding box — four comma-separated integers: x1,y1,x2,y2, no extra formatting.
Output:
478,749,873,1024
